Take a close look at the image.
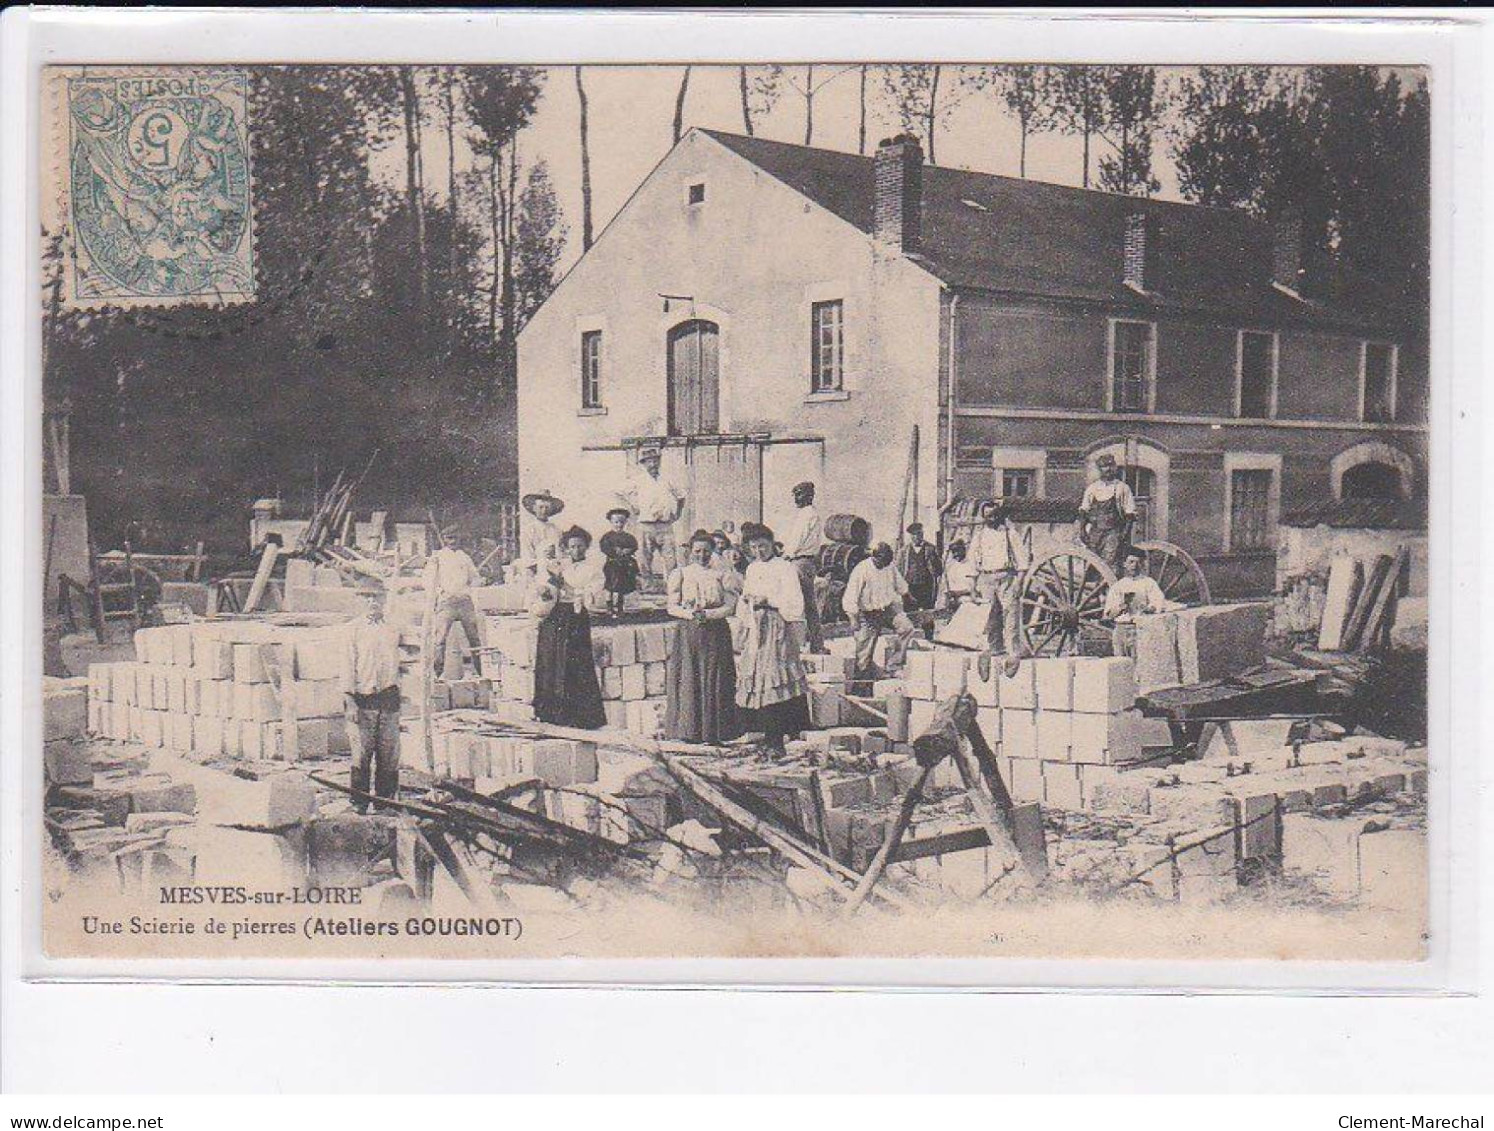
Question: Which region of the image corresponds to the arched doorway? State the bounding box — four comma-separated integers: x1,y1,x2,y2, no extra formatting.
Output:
667,320,720,436
1341,461,1404,501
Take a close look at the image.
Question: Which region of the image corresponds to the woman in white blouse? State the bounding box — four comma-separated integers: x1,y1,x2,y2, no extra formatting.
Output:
663,530,741,744
531,525,607,729
734,522,810,755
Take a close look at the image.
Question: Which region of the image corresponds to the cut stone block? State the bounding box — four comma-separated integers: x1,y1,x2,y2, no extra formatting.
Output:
1071,657,1138,714
620,664,648,702
43,683,88,740
974,706,1002,748
998,662,1036,710
1069,709,1146,765
233,643,274,684
907,697,937,741
1282,812,1370,897
1001,708,1038,761
902,651,935,700
1132,613,1182,694
1032,657,1074,711
932,649,970,700
644,661,667,698
1035,709,1072,761
44,737,93,786
635,623,670,664
1042,761,1083,810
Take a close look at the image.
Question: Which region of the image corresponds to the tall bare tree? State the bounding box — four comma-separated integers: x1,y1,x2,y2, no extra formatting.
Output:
971,64,1053,178
673,66,693,145
858,64,869,154
882,64,953,165
574,65,594,251
398,66,428,308
787,64,856,147
738,65,784,137
1047,65,1107,187
1097,66,1165,196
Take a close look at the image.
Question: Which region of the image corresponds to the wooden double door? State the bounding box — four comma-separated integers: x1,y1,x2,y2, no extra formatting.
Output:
667,319,719,437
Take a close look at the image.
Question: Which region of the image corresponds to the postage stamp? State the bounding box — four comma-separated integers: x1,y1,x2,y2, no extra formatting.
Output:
60,68,254,307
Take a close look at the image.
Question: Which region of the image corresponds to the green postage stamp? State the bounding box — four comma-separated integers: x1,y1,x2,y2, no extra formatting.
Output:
56,68,254,307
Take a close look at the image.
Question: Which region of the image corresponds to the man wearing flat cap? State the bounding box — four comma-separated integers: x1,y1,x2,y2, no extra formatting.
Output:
782,480,825,653
896,521,941,637
622,446,684,585
1079,453,1137,572
424,523,484,679
966,498,1031,657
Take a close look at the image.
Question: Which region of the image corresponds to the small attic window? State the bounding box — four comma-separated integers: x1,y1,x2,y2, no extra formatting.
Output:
687,182,706,205
961,198,989,212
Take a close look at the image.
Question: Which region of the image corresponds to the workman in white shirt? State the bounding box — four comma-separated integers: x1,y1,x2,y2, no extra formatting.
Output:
966,499,1032,656
622,446,684,583
342,604,403,814
842,542,919,682
1079,453,1138,572
1104,545,1182,657
782,480,826,653
423,524,484,679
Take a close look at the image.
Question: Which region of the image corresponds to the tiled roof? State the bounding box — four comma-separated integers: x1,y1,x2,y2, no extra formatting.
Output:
1281,497,1427,530
701,129,1413,334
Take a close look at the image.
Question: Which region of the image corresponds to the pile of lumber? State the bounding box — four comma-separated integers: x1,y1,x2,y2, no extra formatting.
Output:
1317,547,1411,653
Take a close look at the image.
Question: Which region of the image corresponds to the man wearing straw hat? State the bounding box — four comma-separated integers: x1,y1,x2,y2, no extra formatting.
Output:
518,488,565,579
424,524,484,679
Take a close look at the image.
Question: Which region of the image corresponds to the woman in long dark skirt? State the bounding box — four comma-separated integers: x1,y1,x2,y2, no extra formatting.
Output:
532,525,607,729
664,530,740,744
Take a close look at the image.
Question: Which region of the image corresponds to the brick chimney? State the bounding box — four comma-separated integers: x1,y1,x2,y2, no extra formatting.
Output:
1123,212,1152,291
1272,208,1303,293
874,134,923,252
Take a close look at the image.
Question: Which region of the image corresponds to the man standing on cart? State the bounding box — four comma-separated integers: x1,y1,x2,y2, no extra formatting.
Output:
1078,453,1137,572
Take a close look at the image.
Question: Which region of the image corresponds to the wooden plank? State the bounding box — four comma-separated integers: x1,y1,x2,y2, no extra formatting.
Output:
1340,554,1393,651
241,542,280,614
1359,546,1409,651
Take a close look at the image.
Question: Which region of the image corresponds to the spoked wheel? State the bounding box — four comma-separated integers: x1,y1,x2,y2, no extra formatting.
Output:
1132,540,1211,607
1018,547,1116,657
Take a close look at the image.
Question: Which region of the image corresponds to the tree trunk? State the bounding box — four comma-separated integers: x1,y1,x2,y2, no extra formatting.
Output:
487,154,500,341
575,66,594,251
1082,125,1091,188
926,64,941,165
673,65,692,145
442,70,458,346
500,144,518,385
1019,120,1028,178
399,66,428,310
739,65,753,136
803,64,815,145
858,65,868,154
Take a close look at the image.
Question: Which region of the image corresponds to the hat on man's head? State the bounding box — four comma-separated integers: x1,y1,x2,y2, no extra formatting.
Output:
439,524,462,542
688,528,715,547
906,522,924,536
559,525,592,549
792,481,815,496
1096,453,1118,468
1122,545,1148,564
605,506,631,521
740,521,775,544
638,444,662,464
522,489,566,517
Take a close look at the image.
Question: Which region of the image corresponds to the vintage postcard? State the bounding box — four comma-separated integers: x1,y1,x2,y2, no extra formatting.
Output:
35,55,1434,967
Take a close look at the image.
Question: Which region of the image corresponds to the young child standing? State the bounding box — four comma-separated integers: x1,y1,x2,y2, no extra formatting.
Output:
599,507,640,616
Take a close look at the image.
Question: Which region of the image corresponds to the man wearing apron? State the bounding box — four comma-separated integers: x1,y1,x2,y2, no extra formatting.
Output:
1079,454,1137,573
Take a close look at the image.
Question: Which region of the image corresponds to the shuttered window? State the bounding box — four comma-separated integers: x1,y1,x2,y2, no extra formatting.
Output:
1229,469,1273,551
811,300,844,392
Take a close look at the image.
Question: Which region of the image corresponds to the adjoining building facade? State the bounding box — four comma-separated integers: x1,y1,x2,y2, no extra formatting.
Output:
517,129,1428,596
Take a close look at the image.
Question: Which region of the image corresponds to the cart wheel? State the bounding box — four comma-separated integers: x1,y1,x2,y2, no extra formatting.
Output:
1132,540,1211,607
1018,547,1117,657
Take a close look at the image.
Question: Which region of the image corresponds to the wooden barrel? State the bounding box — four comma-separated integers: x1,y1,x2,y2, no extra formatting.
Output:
815,542,866,581
823,513,871,546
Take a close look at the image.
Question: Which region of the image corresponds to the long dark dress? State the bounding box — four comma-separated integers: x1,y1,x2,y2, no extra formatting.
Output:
663,564,740,744
533,602,607,729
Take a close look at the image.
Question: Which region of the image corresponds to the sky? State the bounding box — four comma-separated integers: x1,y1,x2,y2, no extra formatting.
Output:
393,64,1420,275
